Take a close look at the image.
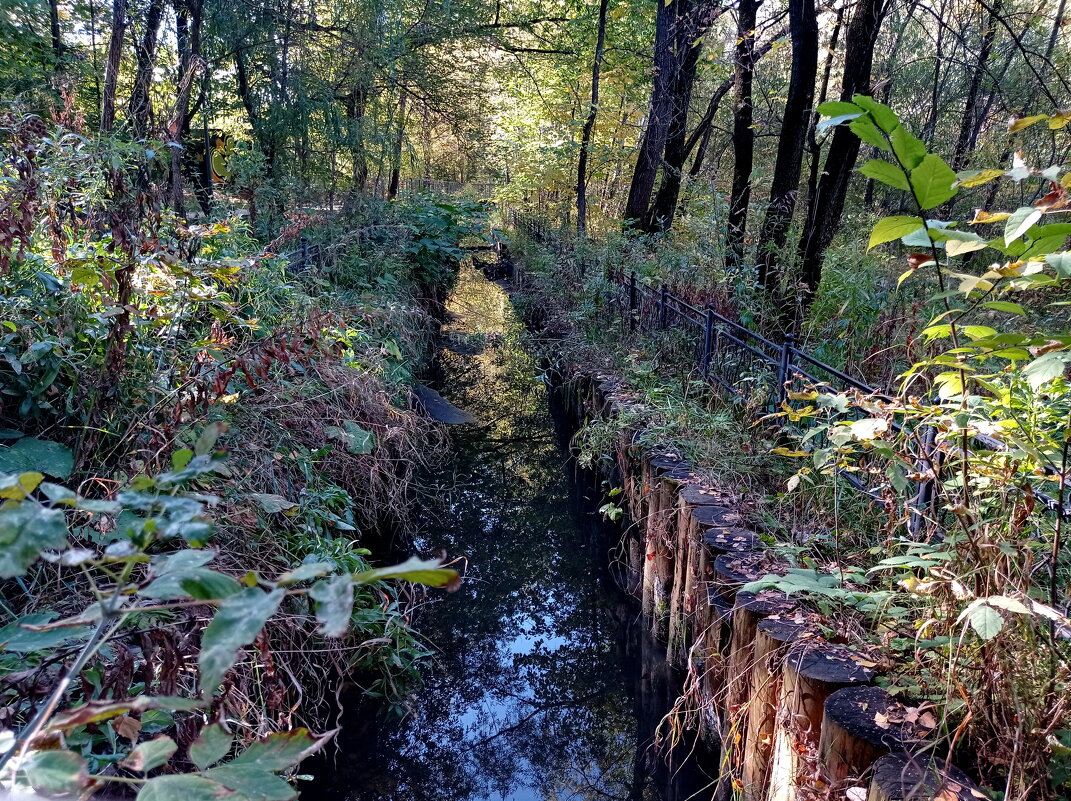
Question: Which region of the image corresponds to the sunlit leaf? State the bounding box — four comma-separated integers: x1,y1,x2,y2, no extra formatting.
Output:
868,216,925,249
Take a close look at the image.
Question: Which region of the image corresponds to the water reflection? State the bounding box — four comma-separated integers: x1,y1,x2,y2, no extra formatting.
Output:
309,266,716,801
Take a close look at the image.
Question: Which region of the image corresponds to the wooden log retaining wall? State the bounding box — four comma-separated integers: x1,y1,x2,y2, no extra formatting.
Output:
564,372,980,801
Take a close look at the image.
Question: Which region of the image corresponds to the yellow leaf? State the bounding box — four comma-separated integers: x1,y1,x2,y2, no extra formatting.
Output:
1049,111,1071,130
1009,114,1048,132
970,209,1012,224
957,169,1004,188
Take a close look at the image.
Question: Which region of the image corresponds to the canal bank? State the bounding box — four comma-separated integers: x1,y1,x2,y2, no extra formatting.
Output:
307,264,714,800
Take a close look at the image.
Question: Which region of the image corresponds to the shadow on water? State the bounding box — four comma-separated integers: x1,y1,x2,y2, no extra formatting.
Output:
306,266,718,801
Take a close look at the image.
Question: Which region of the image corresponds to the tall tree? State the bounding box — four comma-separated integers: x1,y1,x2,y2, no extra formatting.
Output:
724,0,762,273
755,0,819,296
99,0,129,133
622,0,681,227
576,0,610,237
127,0,167,136
795,0,887,316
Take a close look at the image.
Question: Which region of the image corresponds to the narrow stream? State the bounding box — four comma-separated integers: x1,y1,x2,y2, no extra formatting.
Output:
310,266,716,801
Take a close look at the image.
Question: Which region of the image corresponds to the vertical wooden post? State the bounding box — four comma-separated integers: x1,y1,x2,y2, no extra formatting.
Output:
659,282,668,329
629,271,638,332
741,619,816,801
776,332,794,405
767,640,877,801
868,754,979,801
701,305,715,377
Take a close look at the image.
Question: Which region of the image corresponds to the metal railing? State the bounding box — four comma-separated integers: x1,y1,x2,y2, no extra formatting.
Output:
580,251,1071,531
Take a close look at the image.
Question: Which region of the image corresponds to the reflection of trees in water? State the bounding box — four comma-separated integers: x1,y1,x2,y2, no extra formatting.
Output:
306,267,713,801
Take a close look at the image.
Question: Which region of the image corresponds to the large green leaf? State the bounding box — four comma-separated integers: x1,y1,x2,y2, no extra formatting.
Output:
848,116,891,151
355,555,460,588
309,575,354,638
868,216,925,249
324,421,375,455
852,95,899,132
890,125,927,170
1022,351,1071,388
1004,206,1043,245
859,159,909,190
121,736,178,773
0,502,68,578
23,750,89,795
142,550,241,601
137,774,230,801
0,612,90,652
202,765,296,801
199,587,285,692
229,729,326,772
0,438,74,479
910,154,957,209
190,724,234,771
1047,252,1071,277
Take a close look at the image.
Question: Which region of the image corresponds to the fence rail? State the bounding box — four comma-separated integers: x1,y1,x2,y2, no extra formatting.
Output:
509,213,1071,528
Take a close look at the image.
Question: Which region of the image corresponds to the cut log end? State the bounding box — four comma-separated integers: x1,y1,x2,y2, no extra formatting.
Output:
788,640,878,685
869,753,980,801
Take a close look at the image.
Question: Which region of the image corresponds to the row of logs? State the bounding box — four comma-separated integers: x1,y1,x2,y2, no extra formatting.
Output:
577,375,982,801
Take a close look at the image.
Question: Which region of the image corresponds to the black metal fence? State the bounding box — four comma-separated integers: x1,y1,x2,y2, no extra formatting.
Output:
509,215,1070,531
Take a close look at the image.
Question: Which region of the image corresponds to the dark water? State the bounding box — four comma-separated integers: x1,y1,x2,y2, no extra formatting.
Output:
309,267,716,801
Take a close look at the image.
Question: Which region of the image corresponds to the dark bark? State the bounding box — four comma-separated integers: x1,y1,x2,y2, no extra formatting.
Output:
755,0,819,296
99,0,128,133
168,0,204,217
795,0,887,317
949,0,1002,171
643,28,705,232
803,5,844,215
48,0,63,67
685,78,731,177
622,0,680,226
724,0,762,274
577,0,610,236
127,0,166,136
387,91,408,200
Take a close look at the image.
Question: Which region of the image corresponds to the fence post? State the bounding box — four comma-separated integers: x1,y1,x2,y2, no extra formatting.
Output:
629,272,637,332
299,236,309,271
908,425,937,538
701,305,715,378
659,283,668,329
776,332,794,405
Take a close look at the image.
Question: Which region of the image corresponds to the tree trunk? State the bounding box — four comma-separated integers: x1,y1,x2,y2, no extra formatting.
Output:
387,91,407,199
48,0,63,68
622,0,681,227
99,0,128,133
755,0,819,298
724,0,762,274
127,0,166,136
685,78,732,177
795,0,886,317
643,28,705,232
168,0,204,218
577,0,610,236
803,4,843,216
949,0,1002,171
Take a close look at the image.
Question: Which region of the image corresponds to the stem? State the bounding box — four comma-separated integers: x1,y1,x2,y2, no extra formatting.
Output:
0,598,127,780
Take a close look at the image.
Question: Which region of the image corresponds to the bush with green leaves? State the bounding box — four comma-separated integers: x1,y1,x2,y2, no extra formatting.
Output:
0,426,457,800
756,97,1071,799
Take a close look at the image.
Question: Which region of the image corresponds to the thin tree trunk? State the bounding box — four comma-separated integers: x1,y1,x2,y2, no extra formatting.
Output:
643,28,705,232
622,0,682,226
99,0,128,133
685,78,732,177
755,0,819,297
388,91,407,199
803,4,843,213
127,0,166,136
796,0,886,317
168,0,203,217
949,0,1002,171
48,0,63,67
577,0,610,236
724,0,762,274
